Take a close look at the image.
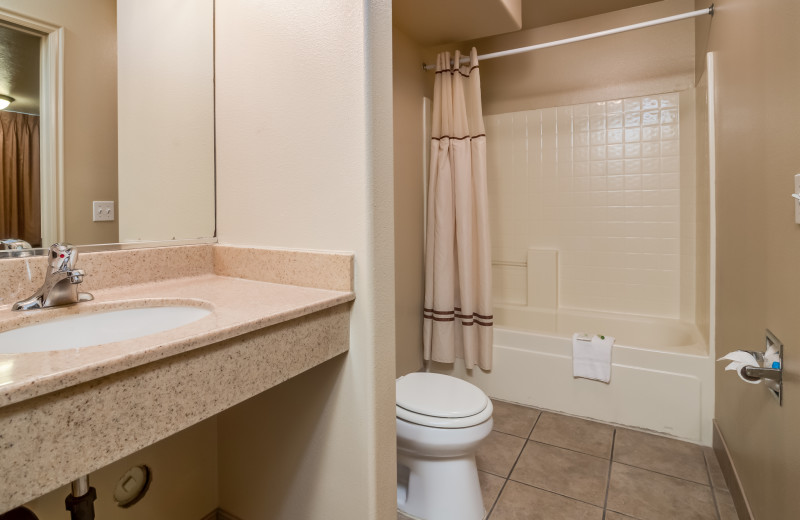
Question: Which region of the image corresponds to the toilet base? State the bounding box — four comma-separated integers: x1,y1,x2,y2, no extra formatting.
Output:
397,451,485,520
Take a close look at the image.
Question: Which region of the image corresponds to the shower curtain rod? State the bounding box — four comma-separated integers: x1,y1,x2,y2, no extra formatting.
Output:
422,4,714,71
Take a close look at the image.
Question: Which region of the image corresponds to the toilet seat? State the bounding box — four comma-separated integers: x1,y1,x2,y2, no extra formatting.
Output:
396,373,493,429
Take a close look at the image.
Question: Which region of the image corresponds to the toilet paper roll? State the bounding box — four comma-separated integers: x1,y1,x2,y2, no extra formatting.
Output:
764,344,781,368
718,351,761,385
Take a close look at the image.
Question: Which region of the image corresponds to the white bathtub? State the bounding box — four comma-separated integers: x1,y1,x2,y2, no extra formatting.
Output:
431,304,715,445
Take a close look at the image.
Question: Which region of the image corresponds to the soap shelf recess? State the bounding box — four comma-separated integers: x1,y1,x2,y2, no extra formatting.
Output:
741,329,783,405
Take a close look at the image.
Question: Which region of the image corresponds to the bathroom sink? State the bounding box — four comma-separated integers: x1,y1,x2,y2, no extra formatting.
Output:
0,305,212,353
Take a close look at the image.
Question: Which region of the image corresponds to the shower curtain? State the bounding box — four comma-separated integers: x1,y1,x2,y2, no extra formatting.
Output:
423,48,493,370
0,111,40,247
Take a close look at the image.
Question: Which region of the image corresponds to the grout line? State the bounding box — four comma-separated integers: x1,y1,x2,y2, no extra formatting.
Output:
486,411,543,519
613,461,713,487
506,478,607,510
703,451,722,520
527,439,613,461
602,428,617,517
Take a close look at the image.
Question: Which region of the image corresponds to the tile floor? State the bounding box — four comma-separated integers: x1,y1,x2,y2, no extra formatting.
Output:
398,399,738,520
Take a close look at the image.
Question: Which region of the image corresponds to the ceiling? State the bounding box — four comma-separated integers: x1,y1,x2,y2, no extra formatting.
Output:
393,0,523,47
0,24,40,116
521,0,661,29
394,0,661,46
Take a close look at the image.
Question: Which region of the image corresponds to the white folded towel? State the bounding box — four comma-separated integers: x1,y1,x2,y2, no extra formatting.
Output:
572,333,615,383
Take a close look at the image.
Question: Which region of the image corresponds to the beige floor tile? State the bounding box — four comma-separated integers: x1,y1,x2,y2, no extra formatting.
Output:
491,399,541,438
613,429,708,484
529,412,614,458
490,480,603,520
704,446,729,490
607,463,717,520
715,489,739,520
479,470,505,512
604,512,638,519
510,442,610,506
476,430,526,477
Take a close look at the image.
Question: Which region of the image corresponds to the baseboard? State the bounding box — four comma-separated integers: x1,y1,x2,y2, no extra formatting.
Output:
200,508,244,520
713,420,754,520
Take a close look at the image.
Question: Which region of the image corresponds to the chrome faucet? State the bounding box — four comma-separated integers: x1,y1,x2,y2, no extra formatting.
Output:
12,243,94,311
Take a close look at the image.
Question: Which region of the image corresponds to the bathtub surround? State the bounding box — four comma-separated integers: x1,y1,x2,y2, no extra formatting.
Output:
486,92,694,319
424,49,494,370
434,88,715,444
0,244,354,511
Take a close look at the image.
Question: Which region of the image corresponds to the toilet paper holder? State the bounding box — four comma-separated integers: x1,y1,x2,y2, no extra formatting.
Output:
740,329,783,405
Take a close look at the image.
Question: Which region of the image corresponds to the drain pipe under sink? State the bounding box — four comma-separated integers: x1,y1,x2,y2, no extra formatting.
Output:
64,476,96,520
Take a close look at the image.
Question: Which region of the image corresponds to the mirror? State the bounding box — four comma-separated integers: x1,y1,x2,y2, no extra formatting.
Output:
0,0,215,252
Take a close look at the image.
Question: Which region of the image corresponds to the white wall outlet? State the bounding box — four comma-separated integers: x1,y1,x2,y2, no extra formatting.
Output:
795,174,800,224
93,201,115,222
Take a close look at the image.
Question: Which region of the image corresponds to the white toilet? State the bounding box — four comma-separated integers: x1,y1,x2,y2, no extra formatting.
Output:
396,372,494,520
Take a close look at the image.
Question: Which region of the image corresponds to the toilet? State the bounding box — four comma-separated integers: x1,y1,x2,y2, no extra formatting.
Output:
396,372,493,520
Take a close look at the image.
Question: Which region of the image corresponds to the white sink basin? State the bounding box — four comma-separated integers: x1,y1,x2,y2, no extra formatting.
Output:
0,306,212,353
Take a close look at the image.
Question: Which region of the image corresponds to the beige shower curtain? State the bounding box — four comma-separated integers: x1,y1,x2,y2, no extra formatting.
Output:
0,111,41,247
423,48,493,370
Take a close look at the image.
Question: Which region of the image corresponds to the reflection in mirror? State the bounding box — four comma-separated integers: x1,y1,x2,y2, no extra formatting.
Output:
0,0,215,250
0,24,40,247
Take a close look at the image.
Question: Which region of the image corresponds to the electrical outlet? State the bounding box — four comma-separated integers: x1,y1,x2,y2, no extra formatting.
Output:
93,201,115,222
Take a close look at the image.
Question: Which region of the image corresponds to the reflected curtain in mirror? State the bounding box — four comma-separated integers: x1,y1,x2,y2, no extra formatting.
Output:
0,111,40,247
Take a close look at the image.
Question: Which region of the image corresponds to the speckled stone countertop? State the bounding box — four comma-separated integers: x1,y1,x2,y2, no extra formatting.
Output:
0,274,354,407
0,244,355,409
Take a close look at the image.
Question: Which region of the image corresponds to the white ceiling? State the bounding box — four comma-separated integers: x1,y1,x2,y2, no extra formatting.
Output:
394,0,661,46
0,23,40,115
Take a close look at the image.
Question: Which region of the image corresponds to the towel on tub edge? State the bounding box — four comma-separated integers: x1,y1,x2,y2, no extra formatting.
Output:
572,333,615,383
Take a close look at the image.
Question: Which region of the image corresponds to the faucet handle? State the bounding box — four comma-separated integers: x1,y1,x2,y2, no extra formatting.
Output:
68,270,85,284
48,243,78,271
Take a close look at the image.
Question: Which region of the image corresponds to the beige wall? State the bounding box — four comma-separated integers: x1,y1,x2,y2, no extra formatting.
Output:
117,0,215,243
24,418,218,519
428,0,697,115
706,0,800,518
0,0,119,245
393,27,425,377
214,1,396,519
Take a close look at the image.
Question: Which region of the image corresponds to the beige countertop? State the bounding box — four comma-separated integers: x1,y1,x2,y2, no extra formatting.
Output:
0,273,354,408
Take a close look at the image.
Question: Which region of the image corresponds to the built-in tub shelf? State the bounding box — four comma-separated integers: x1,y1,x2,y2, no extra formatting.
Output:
0,244,354,513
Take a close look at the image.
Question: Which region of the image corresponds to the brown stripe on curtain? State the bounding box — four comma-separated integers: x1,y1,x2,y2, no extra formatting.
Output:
0,111,41,247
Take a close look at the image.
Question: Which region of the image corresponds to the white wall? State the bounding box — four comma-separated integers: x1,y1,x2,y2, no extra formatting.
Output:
214,1,395,519
117,0,215,242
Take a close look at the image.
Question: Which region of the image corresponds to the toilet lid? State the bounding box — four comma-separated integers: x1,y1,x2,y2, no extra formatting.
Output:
396,373,489,419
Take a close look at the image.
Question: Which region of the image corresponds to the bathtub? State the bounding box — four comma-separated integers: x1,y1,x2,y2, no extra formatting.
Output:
431,304,715,445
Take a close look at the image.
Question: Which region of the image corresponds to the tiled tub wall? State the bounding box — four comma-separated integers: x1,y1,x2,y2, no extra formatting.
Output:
486,91,698,319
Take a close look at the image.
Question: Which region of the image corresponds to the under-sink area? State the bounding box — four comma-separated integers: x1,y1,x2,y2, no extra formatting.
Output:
0,243,355,513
